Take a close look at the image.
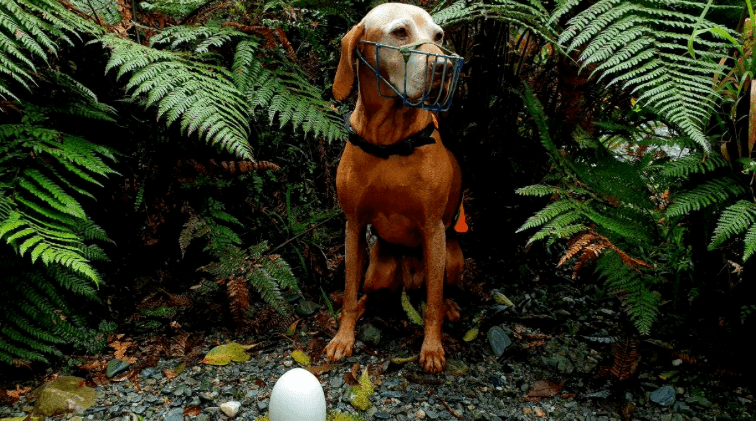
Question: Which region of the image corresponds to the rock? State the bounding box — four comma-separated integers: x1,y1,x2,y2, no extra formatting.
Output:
673,402,692,414
687,395,713,408
358,323,382,346
487,326,512,358
31,376,97,417
445,360,469,376
220,401,241,418
415,409,427,419
542,354,574,374
329,375,344,389
258,400,268,411
374,412,390,419
164,407,184,421
650,386,676,406
295,300,320,316
106,359,131,378
140,367,159,379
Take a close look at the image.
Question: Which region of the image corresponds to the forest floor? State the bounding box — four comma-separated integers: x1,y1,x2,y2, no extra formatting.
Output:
1,252,755,421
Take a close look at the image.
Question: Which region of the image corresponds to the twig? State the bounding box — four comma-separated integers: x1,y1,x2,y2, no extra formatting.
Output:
433,391,462,419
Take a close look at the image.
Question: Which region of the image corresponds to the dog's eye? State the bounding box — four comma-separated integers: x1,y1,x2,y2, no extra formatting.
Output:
392,27,408,38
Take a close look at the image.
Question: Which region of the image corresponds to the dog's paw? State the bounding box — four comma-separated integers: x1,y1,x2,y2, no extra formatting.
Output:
325,333,355,362
444,299,461,323
419,339,446,373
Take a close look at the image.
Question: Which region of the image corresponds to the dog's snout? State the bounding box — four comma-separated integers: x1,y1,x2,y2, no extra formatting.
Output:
434,57,453,76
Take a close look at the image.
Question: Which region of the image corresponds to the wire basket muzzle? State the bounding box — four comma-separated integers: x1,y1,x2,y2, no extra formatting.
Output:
358,41,464,112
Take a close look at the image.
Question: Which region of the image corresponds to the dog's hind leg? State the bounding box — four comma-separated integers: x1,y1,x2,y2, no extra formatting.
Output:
363,238,401,294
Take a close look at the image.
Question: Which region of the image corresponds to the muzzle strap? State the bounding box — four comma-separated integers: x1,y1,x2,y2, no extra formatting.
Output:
356,40,463,112
344,112,436,159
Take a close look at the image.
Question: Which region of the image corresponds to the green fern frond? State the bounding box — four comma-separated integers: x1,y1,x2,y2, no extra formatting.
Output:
516,199,577,233
659,152,729,178
666,177,744,217
0,0,98,101
515,184,560,197
432,0,556,45
102,35,254,159
743,224,756,262
595,251,659,334
233,40,345,142
554,0,734,150
709,200,756,251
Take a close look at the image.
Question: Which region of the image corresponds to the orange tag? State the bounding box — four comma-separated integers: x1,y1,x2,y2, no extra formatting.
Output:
454,204,468,233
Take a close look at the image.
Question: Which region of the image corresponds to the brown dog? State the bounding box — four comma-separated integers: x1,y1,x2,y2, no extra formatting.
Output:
324,3,465,373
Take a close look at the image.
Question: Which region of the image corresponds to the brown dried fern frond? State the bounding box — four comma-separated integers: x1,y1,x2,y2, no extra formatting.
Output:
610,337,640,381
559,230,650,279
227,276,251,330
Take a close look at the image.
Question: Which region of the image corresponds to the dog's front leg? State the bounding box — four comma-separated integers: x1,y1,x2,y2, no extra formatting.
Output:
419,221,447,373
325,219,366,361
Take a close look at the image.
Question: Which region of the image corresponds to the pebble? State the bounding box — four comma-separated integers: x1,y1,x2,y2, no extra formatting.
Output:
650,386,677,406
163,407,184,421
415,409,426,419
220,401,241,418
487,326,512,358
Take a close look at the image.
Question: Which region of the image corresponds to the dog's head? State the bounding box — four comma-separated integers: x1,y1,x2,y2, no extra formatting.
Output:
333,3,462,111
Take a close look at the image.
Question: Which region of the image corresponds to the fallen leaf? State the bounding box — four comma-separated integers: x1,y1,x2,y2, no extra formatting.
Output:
201,343,256,365
390,355,418,365
401,289,424,326
286,320,300,336
348,369,374,411
291,350,311,366
163,369,177,380
659,371,678,381
526,380,564,398
184,406,201,416
304,364,337,376
463,327,479,342
493,291,515,307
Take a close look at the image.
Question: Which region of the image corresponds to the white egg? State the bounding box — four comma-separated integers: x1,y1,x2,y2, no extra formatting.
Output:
269,367,327,421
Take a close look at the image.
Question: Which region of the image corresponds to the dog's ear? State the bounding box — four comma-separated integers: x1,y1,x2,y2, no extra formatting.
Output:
333,23,364,101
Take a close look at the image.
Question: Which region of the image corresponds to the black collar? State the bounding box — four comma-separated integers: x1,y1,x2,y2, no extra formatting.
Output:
344,112,437,159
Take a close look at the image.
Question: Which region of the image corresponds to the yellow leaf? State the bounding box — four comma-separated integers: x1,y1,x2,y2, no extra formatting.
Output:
659,371,678,381
389,355,418,364
493,291,514,307
401,289,423,326
1,417,41,421
201,343,255,365
348,370,374,411
291,350,311,366
463,327,479,342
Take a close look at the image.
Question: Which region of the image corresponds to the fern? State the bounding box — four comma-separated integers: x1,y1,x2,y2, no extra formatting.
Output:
102,34,254,159
666,177,744,217
595,252,660,335
659,152,729,178
0,252,105,365
0,0,98,101
553,0,735,150
181,203,299,314
708,200,756,256
232,40,345,142
432,0,557,45
0,118,117,283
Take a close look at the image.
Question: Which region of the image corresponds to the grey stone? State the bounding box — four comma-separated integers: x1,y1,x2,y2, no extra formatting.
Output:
375,412,391,419
295,300,320,316
650,386,676,407
163,407,184,421
487,326,512,358
140,367,159,379
687,395,713,408
106,359,131,378
358,323,382,347
257,400,268,410
329,375,344,389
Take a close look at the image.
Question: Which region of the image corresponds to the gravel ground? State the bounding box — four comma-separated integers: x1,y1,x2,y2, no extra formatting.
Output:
2,279,754,421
